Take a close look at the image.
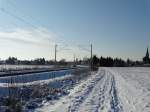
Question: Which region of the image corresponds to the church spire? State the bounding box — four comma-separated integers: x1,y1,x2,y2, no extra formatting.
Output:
146,47,149,58
143,47,150,64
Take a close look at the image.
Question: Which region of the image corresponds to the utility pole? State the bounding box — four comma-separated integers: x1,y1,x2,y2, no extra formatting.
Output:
73,54,76,67
55,44,57,64
90,44,93,70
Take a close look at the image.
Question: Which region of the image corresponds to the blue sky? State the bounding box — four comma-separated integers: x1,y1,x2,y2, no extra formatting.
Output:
0,0,150,61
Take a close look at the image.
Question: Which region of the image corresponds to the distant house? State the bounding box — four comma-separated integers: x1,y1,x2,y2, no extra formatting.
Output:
143,47,150,64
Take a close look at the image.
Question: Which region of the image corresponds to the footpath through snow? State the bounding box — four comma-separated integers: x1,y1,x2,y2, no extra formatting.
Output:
36,67,150,112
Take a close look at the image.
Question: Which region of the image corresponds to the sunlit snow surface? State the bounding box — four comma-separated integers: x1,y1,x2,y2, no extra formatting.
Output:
36,67,150,112
0,69,73,96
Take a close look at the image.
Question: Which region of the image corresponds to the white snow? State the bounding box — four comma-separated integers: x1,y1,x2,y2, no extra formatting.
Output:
0,65,54,71
0,74,73,87
36,67,150,112
108,67,150,112
0,69,73,84
0,69,74,97
0,65,55,76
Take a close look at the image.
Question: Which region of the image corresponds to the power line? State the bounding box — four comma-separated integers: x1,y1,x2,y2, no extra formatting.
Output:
4,0,69,45
77,44,90,52
0,3,93,61
6,0,53,33
0,8,37,29
0,2,77,48
0,7,59,46
54,44,73,62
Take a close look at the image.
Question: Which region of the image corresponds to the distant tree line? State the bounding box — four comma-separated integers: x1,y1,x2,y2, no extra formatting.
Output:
0,57,67,65
0,56,145,67
92,55,143,67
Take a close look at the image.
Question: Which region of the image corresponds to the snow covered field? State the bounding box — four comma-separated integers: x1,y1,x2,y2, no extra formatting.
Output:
0,65,55,76
0,67,91,111
37,67,150,112
0,65,54,71
0,69,74,97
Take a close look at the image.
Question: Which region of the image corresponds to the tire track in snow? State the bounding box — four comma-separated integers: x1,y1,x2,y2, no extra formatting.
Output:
109,74,123,112
69,69,123,112
79,69,123,112
78,70,107,112
36,68,150,112
68,70,105,112
37,68,123,112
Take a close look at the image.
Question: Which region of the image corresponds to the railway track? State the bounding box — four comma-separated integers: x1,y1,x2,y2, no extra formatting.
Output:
0,67,80,77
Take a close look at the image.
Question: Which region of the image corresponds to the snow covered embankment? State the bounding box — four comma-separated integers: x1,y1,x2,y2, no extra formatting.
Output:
37,67,150,112
37,68,123,112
